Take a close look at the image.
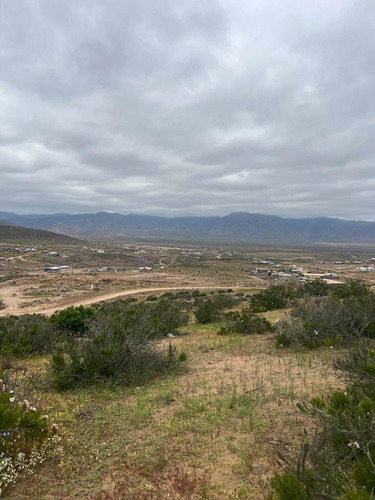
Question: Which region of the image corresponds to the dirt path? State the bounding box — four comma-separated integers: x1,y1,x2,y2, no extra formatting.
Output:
0,285,242,317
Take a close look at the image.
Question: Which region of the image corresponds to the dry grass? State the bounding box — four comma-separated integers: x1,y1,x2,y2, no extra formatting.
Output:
5,322,342,499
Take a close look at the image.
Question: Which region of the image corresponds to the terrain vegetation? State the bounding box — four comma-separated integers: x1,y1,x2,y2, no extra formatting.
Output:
0,234,375,498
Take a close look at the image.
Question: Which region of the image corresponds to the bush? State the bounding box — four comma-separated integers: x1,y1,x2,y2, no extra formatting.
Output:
218,309,274,335
276,294,375,349
0,315,57,357
178,352,187,362
124,297,137,303
51,322,178,389
249,284,298,313
146,295,158,301
303,279,329,297
271,343,375,499
96,299,188,339
332,279,369,299
270,473,305,500
50,298,189,388
49,305,96,334
0,367,58,495
194,294,236,324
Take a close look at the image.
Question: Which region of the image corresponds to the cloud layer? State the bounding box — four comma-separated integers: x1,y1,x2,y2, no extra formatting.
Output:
1,0,374,219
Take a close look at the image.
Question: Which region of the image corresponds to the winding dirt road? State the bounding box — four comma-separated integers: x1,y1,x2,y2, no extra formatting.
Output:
0,285,242,317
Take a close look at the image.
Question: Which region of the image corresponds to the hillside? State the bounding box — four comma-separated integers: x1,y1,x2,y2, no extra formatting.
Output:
0,224,82,244
1,211,375,244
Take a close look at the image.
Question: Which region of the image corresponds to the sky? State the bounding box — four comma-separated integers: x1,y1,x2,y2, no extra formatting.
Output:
1,0,375,221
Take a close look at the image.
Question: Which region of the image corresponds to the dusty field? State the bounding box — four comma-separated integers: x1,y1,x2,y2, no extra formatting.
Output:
4,315,343,500
1,240,374,317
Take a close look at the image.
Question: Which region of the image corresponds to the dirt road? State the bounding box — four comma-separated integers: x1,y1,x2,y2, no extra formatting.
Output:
0,285,243,317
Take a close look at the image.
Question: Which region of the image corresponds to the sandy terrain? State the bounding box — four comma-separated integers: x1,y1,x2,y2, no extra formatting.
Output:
0,284,243,317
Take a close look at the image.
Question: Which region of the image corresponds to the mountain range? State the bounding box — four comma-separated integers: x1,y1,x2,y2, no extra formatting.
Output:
0,211,375,244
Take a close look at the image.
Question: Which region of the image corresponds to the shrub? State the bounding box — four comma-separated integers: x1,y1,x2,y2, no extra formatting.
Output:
0,315,56,357
218,310,274,335
249,284,298,313
194,294,236,324
270,473,305,500
332,279,369,299
178,352,187,362
95,299,189,339
303,279,329,297
195,299,219,324
146,295,158,301
51,323,178,389
0,367,58,496
50,298,188,388
124,297,137,303
276,294,375,349
271,343,375,499
49,305,96,334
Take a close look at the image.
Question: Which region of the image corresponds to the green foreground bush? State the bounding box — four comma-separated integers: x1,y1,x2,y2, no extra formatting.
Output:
276,295,375,349
0,367,57,496
271,343,375,499
50,299,189,389
51,328,178,389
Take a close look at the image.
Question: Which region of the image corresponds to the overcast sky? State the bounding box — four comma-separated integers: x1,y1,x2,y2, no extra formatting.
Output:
1,0,374,220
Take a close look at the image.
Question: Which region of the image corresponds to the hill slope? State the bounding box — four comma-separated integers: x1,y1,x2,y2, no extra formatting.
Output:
0,225,82,244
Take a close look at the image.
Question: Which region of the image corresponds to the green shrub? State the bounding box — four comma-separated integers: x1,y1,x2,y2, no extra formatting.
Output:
51,326,178,389
332,279,369,299
178,352,187,362
270,473,305,500
277,294,375,349
194,294,236,324
249,284,298,313
96,299,189,339
124,297,137,303
49,305,96,334
50,298,188,388
146,295,158,301
303,279,329,297
271,343,375,499
218,309,274,335
195,299,219,324
0,367,57,495
0,315,57,357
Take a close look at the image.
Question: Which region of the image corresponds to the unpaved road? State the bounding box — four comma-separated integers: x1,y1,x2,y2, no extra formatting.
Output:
0,285,245,317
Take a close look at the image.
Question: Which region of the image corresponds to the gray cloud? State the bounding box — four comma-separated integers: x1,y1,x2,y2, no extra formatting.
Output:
0,0,375,220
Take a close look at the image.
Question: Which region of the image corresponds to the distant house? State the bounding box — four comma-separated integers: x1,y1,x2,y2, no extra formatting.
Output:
44,266,61,272
139,267,152,272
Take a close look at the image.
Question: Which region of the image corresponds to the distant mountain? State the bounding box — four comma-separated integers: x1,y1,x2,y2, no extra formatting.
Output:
0,225,81,244
1,211,375,244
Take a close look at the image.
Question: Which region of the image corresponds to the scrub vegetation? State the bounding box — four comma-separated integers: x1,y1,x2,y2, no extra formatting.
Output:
0,281,374,498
